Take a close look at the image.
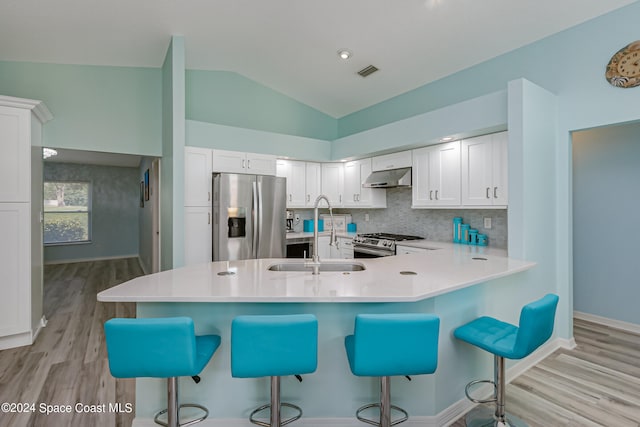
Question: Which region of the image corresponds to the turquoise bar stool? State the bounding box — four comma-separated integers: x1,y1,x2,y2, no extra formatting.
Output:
231,314,318,427
104,317,221,427
344,313,440,427
453,293,559,427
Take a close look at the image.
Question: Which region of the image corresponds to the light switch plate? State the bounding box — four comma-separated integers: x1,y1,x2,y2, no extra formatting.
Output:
484,217,492,229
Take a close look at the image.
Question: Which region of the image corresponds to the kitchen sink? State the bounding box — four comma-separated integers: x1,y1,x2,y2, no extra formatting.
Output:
268,261,366,272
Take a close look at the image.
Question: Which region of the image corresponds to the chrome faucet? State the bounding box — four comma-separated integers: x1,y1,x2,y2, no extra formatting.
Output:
307,194,337,275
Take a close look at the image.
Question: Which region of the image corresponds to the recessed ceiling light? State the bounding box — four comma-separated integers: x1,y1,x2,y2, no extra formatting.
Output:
43,147,58,159
338,49,352,60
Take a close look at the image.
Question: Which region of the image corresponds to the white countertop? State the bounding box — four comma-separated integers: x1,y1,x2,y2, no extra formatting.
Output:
97,242,534,303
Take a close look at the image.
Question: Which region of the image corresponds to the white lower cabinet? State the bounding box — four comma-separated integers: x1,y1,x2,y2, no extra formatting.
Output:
395,245,429,255
0,203,30,339
337,237,354,259
184,207,212,266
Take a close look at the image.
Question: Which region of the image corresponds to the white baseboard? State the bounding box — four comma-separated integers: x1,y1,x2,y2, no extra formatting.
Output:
132,338,572,427
31,315,48,343
574,311,640,335
44,254,139,265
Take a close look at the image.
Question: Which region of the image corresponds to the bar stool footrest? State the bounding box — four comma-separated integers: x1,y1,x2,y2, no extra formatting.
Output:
465,405,529,427
465,379,498,404
154,403,209,427
249,402,302,427
356,403,409,426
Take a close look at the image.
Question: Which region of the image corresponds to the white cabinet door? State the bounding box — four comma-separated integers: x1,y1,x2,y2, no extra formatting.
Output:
342,160,360,207
212,149,276,175
305,162,322,206
461,132,508,206
0,106,30,202
432,141,461,206
343,159,386,208
246,152,277,176
412,141,460,207
337,237,354,259
492,132,509,206
277,160,306,207
212,149,247,174
412,146,432,207
184,147,212,207
321,163,344,207
184,206,212,267
0,203,30,336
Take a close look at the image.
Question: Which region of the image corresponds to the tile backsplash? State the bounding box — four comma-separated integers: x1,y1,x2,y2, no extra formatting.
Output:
293,188,508,249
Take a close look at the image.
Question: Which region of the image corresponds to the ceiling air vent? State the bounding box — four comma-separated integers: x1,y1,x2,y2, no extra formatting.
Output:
357,65,379,78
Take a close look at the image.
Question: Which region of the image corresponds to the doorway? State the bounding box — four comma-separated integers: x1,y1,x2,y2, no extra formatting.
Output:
572,121,640,328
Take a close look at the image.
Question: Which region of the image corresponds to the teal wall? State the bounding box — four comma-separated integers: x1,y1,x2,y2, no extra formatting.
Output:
43,162,139,263
186,70,337,141
572,122,640,324
0,61,162,156
337,1,640,139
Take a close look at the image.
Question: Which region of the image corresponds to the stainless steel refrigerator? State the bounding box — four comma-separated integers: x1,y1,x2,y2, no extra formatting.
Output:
212,173,286,261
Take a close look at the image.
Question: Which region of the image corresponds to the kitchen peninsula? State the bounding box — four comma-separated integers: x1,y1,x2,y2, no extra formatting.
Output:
98,243,535,425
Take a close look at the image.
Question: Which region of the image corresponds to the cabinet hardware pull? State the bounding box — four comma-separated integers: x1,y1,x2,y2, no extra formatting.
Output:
494,187,498,199
208,191,211,201
486,187,491,199
242,159,246,169
247,159,251,169
435,190,439,200
307,195,310,202
289,194,292,202
429,190,433,200
339,194,342,203
208,212,211,225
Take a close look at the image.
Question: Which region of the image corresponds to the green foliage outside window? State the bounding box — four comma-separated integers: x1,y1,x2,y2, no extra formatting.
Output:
44,182,91,244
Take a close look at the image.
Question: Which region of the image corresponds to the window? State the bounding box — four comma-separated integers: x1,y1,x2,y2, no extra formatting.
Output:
43,181,91,245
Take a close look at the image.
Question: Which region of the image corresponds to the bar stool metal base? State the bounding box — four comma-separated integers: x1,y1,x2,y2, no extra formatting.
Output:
355,376,409,427
153,377,209,427
249,376,303,427
465,405,528,427
154,404,209,427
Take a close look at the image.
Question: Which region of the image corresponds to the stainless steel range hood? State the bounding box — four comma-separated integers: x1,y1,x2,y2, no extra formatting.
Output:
363,167,411,188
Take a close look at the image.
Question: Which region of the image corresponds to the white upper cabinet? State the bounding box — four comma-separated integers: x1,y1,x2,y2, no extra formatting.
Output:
372,150,412,171
412,141,461,207
305,162,322,206
343,158,386,208
321,163,344,207
0,106,30,202
211,149,277,176
461,132,508,206
276,159,306,208
184,147,213,207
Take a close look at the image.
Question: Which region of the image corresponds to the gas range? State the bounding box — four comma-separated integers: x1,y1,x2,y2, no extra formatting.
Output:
352,233,424,258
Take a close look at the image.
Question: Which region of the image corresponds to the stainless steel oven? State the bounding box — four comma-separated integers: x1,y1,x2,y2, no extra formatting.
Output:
352,233,423,258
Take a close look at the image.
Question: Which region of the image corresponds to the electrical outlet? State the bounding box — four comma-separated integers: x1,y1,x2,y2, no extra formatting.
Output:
484,217,492,229
294,214,300,222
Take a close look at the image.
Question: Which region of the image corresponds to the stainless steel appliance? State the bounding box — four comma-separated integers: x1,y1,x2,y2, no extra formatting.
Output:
352,233,423,258
213,173,286,261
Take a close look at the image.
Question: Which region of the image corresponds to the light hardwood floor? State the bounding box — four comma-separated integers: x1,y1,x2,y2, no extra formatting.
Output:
0,258,142,427
2,260,639,426
451,317,640,426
